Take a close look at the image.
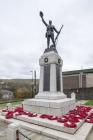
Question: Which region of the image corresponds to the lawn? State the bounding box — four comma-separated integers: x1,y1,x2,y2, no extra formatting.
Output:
85,100,93,106
0,101,23,109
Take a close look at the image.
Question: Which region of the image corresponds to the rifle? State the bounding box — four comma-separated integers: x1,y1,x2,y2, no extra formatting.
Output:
55,25,64,44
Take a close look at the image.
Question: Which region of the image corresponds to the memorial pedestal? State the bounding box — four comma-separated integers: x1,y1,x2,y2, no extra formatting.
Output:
23,50,76,115
23,98,75,116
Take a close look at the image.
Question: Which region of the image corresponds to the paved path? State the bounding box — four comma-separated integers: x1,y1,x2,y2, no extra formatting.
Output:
0,121,8,140
86,128,93,140
18,128,54,140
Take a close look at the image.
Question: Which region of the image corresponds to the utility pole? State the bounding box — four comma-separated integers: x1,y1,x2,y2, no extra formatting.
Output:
30,70,37,98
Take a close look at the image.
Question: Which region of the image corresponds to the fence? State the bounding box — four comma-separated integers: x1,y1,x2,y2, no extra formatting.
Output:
64,87,93,100
16,130,31,140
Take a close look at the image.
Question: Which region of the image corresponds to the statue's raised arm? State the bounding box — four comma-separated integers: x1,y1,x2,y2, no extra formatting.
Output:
40,11,48,27
39,11,63,50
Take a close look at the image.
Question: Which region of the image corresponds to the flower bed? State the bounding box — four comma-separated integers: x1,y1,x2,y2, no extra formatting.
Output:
1,105,93,128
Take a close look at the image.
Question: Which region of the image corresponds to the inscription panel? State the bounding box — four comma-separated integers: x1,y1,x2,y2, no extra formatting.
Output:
43,65,50,91
56,64,61,91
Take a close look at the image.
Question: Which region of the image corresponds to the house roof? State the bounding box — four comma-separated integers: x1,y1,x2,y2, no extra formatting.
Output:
62,68,93,75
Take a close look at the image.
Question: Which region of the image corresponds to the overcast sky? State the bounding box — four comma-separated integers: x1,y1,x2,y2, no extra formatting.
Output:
0,0,93,79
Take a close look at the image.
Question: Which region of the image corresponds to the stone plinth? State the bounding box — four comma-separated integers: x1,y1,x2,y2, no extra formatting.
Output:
23,50,76,115
23,98,75,116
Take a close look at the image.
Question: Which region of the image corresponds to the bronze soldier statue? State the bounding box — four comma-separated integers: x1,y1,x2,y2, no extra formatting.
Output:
40,11,60,49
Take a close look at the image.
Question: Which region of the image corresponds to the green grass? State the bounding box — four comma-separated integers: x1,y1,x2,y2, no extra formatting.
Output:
0,98,24,104
0,101,22,109
85,100,93,106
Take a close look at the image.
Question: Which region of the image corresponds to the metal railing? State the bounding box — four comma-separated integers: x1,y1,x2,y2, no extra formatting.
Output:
16,130,31,140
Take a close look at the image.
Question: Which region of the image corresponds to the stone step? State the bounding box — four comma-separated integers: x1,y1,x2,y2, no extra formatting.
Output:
19,128,53,140
27,132,38,139
19,129,32,136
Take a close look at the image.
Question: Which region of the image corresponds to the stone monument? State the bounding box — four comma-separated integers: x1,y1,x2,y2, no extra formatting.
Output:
23,11,76,116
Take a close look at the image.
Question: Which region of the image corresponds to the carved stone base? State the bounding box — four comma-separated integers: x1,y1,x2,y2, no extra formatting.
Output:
35,92,67,100
44,45,58,53
23,98,76,116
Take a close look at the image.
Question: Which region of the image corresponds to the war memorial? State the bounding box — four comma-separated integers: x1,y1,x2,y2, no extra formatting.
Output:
0,11,93,140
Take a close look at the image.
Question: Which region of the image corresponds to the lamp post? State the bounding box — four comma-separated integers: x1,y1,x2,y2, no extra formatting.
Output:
30,71,34,98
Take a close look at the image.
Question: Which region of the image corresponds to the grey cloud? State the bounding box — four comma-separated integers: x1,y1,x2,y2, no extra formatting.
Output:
0,0,93,78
